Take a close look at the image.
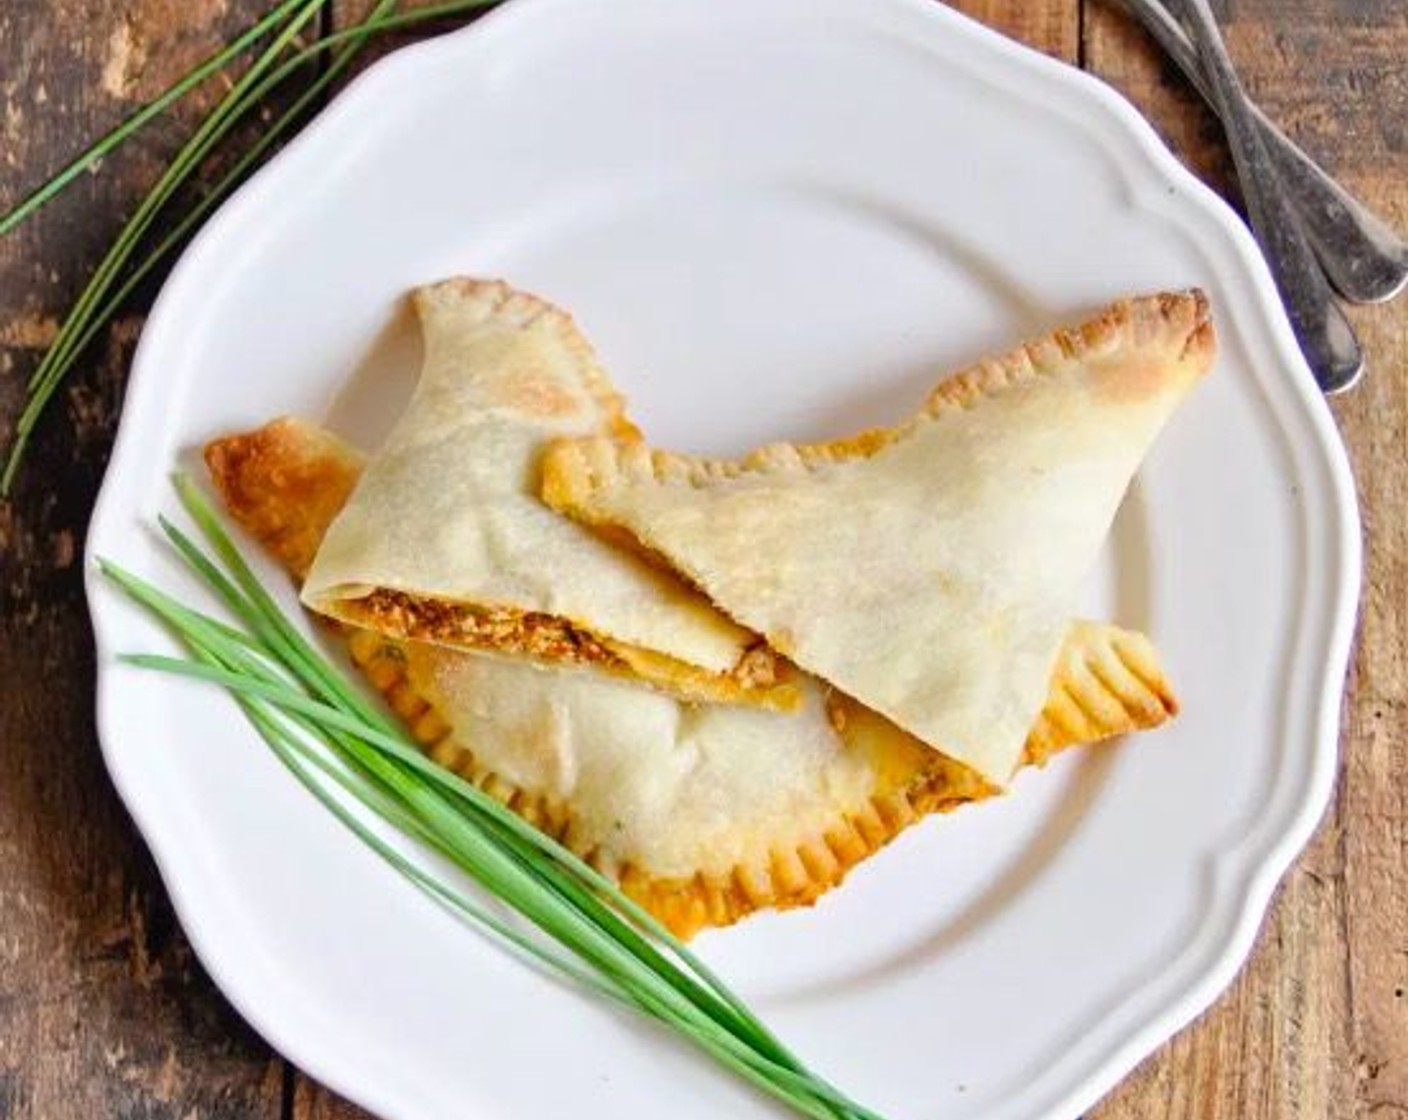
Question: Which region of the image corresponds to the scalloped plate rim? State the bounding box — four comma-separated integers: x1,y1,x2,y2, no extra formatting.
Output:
83,2,1361,1118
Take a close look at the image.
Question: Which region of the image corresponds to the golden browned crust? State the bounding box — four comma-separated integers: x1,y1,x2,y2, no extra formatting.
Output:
415,278,642,442
1023,620,1178,765
921,288,1213,416
207,417,1178,940
540,290,1215,509
627,617,1177,935
204,418,363,580
212,418,793,708
344,620,1175,939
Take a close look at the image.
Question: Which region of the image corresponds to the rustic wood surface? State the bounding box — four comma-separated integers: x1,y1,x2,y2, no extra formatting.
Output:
1,1,1403,1117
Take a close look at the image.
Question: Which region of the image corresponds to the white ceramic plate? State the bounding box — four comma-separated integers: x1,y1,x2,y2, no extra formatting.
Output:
85,1,1361,1117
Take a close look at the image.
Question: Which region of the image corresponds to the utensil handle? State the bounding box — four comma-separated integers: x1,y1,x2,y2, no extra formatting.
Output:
1263,129,1408,305
1179,0,1364,393
1121,0,1407,305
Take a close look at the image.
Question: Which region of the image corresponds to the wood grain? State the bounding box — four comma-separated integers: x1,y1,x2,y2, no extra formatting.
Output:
0,2,296,1117
1,2,1403,1119
948,0,1080,63
1082,3,1408,1118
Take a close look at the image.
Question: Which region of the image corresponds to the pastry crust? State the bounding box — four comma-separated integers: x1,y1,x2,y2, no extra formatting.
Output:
207,418,1178,938
348,620,1172,938
299,278,792,708
203,417,361,581
542,291,1213,785
543,290,1214,492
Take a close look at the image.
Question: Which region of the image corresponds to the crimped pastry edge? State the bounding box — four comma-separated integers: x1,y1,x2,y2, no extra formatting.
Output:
540,289,1214,505
344,621,1175,939
413,276,642,442
205,390,1183,938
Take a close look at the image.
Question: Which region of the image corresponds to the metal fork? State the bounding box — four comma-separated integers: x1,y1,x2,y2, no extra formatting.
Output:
1120,0,1408,307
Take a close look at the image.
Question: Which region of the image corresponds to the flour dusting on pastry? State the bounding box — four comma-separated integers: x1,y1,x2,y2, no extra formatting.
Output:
300,279,794,709
542,292,1213,784
207,411,1182,937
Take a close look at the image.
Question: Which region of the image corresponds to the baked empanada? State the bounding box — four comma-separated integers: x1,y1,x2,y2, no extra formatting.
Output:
207,418,1178,937
300,279,792,708
543,291,1213,785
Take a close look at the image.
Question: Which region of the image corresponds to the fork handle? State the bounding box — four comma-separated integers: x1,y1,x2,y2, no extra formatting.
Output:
1178,0,1364,393
1121,0,1407,305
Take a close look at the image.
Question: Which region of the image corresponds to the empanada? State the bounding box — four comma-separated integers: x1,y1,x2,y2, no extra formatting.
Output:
543,292,1213,785
300,279,792,708
208,418,1178,937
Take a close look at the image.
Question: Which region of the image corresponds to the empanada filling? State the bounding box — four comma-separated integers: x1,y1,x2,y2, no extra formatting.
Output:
345,588,787,700
207,416,1180,939
352,588,626,668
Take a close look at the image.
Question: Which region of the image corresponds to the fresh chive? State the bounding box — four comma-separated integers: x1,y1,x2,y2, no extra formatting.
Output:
2,0,501,494
2,0,331,492
7,0,503,441
173,617,647,1013
0,0,312,236
161,480,855,1097
22,0,330,391
157,486,818,1072
96,480,886,1120
110,565,819,1079
0,0,497,237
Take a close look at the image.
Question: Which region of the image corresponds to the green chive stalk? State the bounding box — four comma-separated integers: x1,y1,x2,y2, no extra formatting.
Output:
97,476,887,1120
2,0,332,492
2,0,500,494
0,0,312,237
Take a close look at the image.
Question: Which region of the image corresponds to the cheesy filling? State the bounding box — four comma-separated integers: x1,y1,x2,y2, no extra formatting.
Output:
346,589,790,705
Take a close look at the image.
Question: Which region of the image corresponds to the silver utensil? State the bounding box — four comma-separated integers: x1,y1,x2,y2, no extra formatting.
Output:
1121,0,1408,305
1177,0,1364,393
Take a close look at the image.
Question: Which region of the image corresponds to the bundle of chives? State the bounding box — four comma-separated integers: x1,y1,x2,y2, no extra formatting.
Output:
97,475,887,1120
2,0,501,493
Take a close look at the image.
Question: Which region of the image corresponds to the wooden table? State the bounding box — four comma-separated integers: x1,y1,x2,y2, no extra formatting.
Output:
1,2,1403,1116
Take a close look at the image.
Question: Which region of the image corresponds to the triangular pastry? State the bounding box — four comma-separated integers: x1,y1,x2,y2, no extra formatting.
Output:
301,278,792,708
207,418,1178,937
543,291,1213,785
